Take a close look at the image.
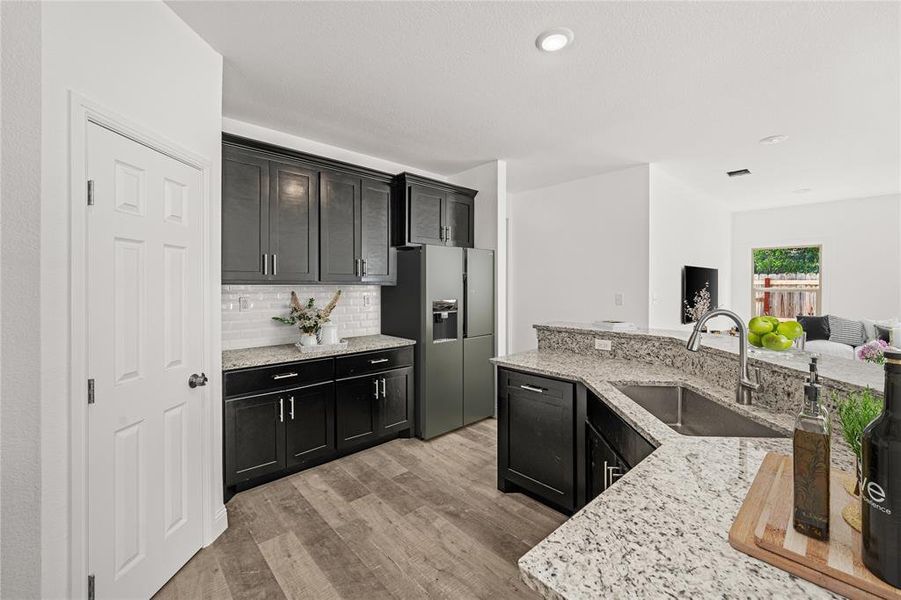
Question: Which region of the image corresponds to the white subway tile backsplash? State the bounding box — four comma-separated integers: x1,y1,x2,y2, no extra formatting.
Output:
221,284,381,350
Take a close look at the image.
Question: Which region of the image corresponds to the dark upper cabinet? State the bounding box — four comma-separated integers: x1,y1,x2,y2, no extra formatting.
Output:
335,375,380,450
408,184,446,246
320,171,362,282
393,173,477,248
222,135,397,285
224,391,286,485
222,146,269,282
269,161,318,282
285,382,335,468
445,192,474,248
360,179,394,284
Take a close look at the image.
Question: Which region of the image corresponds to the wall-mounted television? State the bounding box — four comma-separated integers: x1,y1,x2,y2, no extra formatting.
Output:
681,266,719,324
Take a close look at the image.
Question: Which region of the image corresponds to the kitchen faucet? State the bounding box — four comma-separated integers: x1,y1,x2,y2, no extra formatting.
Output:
686,308,761,405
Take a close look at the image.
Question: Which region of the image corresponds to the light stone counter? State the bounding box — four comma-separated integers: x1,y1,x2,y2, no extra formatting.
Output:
222,334,415,371
492,348,855,599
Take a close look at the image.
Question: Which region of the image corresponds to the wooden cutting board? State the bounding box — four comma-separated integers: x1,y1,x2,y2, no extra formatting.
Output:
730,452,901,600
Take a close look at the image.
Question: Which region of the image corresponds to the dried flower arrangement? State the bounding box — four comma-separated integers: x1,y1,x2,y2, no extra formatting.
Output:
272,290,342,335
684,281,712,324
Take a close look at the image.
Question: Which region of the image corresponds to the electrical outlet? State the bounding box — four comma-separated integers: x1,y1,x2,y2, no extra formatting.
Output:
594,338,612,351
238,296,250,312
363,294,371,307
615,293,624,306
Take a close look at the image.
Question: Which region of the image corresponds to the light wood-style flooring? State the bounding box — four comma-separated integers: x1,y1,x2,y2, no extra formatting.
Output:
154,419,565,600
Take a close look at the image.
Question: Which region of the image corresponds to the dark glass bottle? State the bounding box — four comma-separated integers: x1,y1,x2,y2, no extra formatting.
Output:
793,357,831,540
862,349,901,586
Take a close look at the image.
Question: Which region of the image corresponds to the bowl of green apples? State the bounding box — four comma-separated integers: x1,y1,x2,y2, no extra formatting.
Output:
748,316,804,352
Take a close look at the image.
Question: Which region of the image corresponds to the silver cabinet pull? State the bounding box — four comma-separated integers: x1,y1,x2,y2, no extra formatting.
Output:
289,396,295,420
361,259,367,277
380,377,386,398
373,379,379,399
279,398,284,423
262,253,269,275
519,384,545,393
369,358,389,365
272,372,298,380
446,226,452,241
272,253,278,276
603,460,609,489
439,225,444,241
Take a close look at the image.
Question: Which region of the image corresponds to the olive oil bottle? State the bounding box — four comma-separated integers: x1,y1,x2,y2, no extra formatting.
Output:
793,357,831,540
861,349,901,586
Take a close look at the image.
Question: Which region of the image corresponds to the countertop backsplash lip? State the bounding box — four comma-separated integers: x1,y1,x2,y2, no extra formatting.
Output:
221,283,381,351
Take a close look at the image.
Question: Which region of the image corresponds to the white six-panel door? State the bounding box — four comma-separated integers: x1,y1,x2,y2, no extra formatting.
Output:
87,122,204,599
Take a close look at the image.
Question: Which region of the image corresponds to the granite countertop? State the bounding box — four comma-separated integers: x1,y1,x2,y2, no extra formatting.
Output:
492,349,851,599
535,321,885,391
222,334,415,371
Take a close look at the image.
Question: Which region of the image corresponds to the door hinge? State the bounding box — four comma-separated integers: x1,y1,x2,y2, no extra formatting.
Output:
87,379,95,405
87,574,95,600
87,180,95,206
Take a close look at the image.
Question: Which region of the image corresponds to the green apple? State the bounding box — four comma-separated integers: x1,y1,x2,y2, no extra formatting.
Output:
749,316,776,336
748,332,763,347
763,316,781,329
762,332,792,351
776,320,804,341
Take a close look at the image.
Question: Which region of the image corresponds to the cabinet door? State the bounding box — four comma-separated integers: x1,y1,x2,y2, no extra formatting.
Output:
224,392,285,485
269,161,318,282
222,147,269,282
498,370,575,511
379,367,413,435
360,178,394,284
320,171,361,282
335,376,379,449
285,382,335,468
445,192,474,248
408,184,446,246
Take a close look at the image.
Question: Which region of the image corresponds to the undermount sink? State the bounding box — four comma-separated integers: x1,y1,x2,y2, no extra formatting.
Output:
613,384,788,438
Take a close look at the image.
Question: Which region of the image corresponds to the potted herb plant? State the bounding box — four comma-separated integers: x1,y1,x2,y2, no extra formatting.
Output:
272,290,341,346
835,387,883,530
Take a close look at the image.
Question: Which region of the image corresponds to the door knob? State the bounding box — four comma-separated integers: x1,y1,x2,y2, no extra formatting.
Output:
188,373,208,388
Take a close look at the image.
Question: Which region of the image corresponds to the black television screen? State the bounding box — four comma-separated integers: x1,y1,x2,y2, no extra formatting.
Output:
681,266,719,324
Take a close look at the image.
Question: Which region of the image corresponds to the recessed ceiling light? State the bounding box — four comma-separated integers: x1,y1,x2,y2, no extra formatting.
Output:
759,134,789,145
536,28,574,52
793,188,812,194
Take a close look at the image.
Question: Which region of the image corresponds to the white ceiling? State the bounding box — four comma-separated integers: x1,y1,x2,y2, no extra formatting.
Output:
170,1,900,209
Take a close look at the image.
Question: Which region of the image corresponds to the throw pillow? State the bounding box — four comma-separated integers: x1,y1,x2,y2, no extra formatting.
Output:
875,324,893,343
827,315,868,347
797,315,830,341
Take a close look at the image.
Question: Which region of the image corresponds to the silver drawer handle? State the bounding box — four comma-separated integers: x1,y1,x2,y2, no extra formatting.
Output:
369,358,389,365
272,372,298,380
520,384,545,393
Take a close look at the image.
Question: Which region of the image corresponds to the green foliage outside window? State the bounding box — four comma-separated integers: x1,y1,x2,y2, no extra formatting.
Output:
753,247,820,274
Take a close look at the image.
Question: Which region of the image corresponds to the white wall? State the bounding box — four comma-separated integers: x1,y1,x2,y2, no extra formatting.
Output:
448,160,509,355
731,194,901,321
648,166,732,331
41,3,223,597
508,165,651,352
1,2,43,597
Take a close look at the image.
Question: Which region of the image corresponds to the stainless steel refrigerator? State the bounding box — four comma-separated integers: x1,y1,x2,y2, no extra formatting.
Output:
381,246,495,439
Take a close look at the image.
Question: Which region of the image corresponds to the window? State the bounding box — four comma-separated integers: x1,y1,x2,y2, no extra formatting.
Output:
752,246,821,318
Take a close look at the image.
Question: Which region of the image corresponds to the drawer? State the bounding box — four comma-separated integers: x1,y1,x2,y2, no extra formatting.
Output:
498,368,574,402
335,346,413,379
224,358,334,399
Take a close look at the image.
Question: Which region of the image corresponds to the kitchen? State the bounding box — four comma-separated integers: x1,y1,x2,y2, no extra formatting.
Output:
2,2,900,600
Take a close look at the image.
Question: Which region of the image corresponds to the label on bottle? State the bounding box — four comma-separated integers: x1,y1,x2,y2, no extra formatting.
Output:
793,429,830,540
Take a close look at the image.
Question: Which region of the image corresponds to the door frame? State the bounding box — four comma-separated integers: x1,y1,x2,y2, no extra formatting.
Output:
67,92,226,598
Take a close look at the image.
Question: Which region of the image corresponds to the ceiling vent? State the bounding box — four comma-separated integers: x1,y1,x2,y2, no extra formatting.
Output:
726,169,751,178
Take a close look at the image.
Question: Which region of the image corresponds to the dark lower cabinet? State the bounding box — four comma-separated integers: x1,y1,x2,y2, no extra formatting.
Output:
224,391,286,485
497,369,576,512
286,382,335,467
336,366,413,449
586,421,626,501
224,352,414,498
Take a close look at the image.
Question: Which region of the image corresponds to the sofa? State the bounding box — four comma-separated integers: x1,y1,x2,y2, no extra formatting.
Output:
799,315,900,361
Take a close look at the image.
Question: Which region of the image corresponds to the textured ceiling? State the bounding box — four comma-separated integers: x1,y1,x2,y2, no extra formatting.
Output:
170,1,900,208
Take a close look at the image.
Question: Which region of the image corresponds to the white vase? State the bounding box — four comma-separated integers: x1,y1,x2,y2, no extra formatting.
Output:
299,333,318,347
319,323,339,346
